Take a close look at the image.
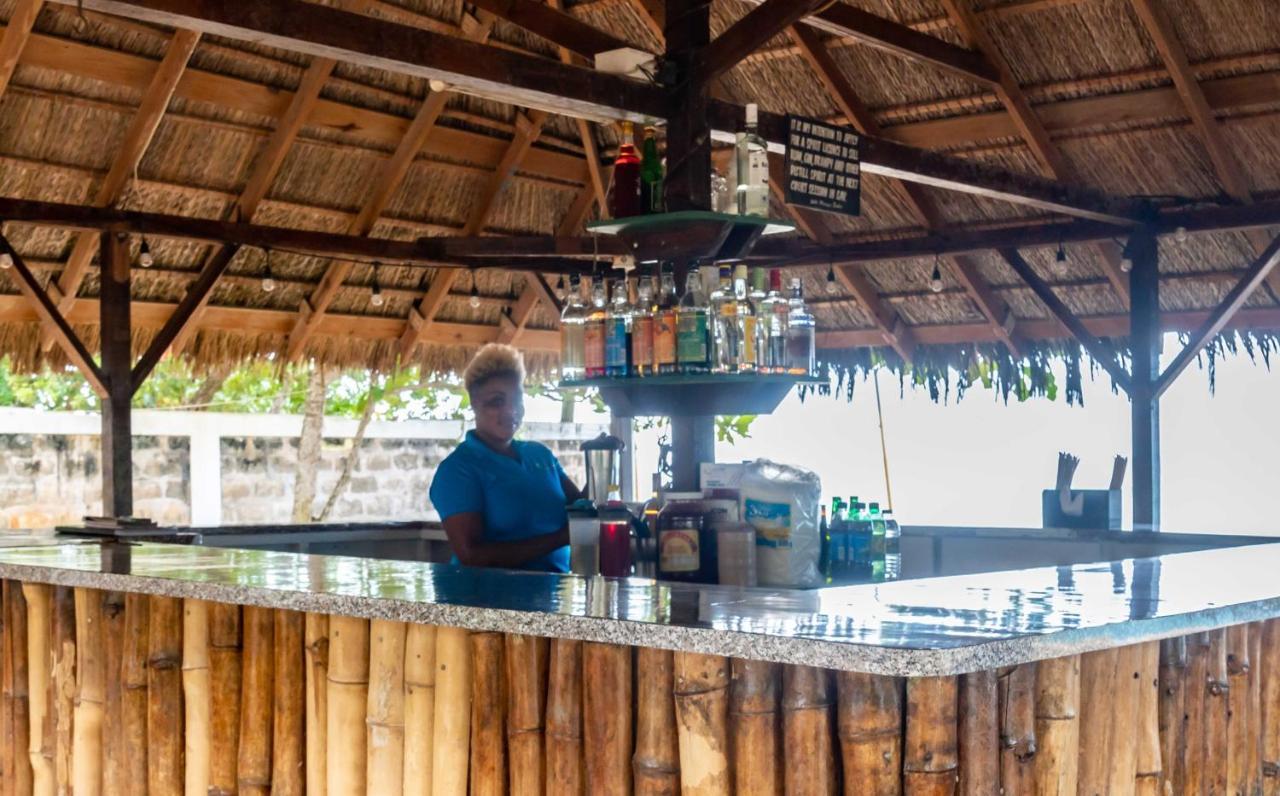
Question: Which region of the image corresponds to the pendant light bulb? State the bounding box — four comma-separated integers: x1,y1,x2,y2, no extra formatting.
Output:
929,260,944,293
261,248,276,293
370,284,384,307
1055,242,1066,264
1175,226,1189,244
469,275,481,309
1119,255,1133,273
825,264,837,294
138,237,154,268
0,252,11,270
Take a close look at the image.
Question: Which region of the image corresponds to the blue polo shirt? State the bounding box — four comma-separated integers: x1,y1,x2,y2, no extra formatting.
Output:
429,431,570,572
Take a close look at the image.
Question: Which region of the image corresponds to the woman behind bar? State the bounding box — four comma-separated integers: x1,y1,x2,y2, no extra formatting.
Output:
430,343,582,571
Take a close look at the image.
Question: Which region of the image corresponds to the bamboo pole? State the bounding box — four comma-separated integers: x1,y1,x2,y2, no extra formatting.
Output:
326,615,369,795
432,626,471,796
304,612,329,796
367,619,407,796
470,631,506,796
51,587,74,793
1158,638,1187,796
998,663,1036,795
100,592,124,796
732,659,781,796
1133,642,1162,796
72,588,105,796
1228,625,1252,796
148,595,185,796
1261,620,1280,796
1033,655,1080,795
783,665,838,795
22,583,53,796
4,582,32,796
545,638,584,796
1,582,11,796
957,669,997,796
1105,644,1144,796
236,606,274,796
1207,629,1230,796
1076,647,1118,796
1184,632,1211,795
1251,623,1264,796
673,652,728,796
837,671,901,795
584,643,634,796
403,623,436,796
273,610,305,796
209,601,241,796
506,634,548,796
634,647,678,795
181,599,210,796
904,675,959,796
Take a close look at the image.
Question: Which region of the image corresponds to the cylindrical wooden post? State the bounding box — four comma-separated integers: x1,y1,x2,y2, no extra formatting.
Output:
22,583,53,796
1250,623,1264,796
732,659,781,795
1261,620,1280,796
431,626,471,796
273,610,305,796
584,643,634,796
1207,629,1230,796
1183,632,1211,794
325,615,369,795
403,623,436,796
545,638,584,796
181,599,210,796
209,601,241,796
957,669,997,796
1106,643,1144,796
99,592,123,796
469,632,506,796
72,588,105,796
903,676,958,796
148,596,184,796
3,581,34,796
304,612,329,796
237,605,275,796
837,671,901,796
1076,647,1118,796
634,647,678,795
783,664,837,795
998,663,1036,795
1157,638,1187,796
1134,641,1162,795
673,652,727,796
506,634,548,795
51,587,74,792
1227,625,1253,796
367,619,407,796
1033,655,1079,795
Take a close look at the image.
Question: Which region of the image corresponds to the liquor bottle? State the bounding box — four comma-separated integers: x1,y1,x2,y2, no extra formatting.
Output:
630,277,655,377
709,265,736,374
785,277,816,376
733,264,756,372
640,126,665,215
749,267,769,370
735,103,769,216
676,270,710,373
584,277,607,378
605,279,631,377
761,269,788,373
610,122,641,218
653,263,678,374
559,273,587,381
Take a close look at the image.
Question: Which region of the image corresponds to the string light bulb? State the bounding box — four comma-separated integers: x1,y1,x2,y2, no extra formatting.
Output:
261,248,276,293
469,272,481,309
0,252,11,270
369,262,384,307
825,263,837,293
138,237,154,268
1175,226,1189,244
929,257,944,293
429,79,449,93
1119,255,1133,273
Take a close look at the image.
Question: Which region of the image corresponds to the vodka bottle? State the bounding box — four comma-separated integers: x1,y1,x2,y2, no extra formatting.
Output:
653,264,678,374
760,269,788,373
605,278,631,377
559,274,587,381
709,265,737,373
610,122,641,218
785,277,815,375
733,264,756,372
630,277,655,376
640,126,665,215
735,103,769,216
584,277,607,378
676,270,709,373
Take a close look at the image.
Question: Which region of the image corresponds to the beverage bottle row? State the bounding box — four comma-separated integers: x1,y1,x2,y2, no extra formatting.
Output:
559,265,816,380
819,497,900,583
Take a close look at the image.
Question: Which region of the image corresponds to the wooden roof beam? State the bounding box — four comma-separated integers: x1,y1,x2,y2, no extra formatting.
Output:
696,0,831,84
0,0,42,99
468,0,632,57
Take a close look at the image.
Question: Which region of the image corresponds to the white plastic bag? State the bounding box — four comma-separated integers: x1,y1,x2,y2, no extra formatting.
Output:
739,459,822,587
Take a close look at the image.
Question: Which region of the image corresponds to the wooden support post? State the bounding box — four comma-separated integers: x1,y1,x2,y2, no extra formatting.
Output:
782,665,838,795
584,643,633,795
273,610,305,796
506,634,548,795
669,414,715,493
99,592,123,796
4,582,33,796
431,627,471,796
403,623,436,795
545,638,585,796
209,602,242,795
50,587,74,792
1034,655,1080,795
957,669,997,796
181,599,210,796
837,672,902,795
99,231,134,518
1158,638,1187,796
470,631,506,796
904,676,959,795
325,615,369,795
21,583,52,796
731,659,781,795
1128,229,1161,531
366,619,407,796
146,595,183,796
663,0,712,211
304,613,329,796
673,652,729,796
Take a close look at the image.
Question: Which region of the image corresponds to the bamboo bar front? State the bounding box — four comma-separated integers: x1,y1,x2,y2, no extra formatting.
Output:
0,581,1277,794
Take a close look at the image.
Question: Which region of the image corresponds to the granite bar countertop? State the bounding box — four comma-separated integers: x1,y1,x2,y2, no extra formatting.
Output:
0,540,1277,676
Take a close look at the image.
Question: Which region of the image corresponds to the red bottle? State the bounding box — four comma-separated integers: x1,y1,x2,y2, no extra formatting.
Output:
610,122,641,219
598,502,633,577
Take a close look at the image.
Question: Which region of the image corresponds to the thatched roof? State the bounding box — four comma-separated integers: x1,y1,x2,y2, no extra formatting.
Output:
0,0,1278,385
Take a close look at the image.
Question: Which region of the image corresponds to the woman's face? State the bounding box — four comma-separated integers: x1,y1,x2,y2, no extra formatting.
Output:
471,374,524,445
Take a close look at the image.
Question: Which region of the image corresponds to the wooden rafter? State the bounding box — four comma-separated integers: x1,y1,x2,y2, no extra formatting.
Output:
0,0,42,99
467,0,631,57
790,22,1023,357
36,27,200,351
695,0,830,84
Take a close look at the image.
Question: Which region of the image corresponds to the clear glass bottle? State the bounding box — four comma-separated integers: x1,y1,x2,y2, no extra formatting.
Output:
610,122,641,218
761,269,788,373
749,267,769,370
653,263,678,375
605,278,631,377
676,270,709,374
882,509,901,581
736,103,769,217
630,277,655,377
868,502,886,581
559,273,587,381
733,264,756,372
640,126,664,215
785,277,815,376
584,277,607,378
709,265,737,374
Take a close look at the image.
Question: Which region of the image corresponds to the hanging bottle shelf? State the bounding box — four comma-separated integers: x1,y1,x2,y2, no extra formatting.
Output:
586,211,795,263
559,373,821,418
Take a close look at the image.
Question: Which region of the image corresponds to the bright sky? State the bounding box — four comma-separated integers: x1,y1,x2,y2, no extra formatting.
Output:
528,333,1280,535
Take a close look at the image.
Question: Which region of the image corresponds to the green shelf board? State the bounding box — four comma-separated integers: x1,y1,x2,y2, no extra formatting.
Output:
559,373,821,418
586,210,795,237
560,373,822,389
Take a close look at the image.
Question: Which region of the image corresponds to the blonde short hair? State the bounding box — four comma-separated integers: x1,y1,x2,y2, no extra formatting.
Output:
463,343,526,393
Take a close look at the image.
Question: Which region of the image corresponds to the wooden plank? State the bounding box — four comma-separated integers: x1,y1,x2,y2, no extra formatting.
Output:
468,0,630,56
696,0,830,83
0,0,42,99
39,27,200,351
836,264,919,362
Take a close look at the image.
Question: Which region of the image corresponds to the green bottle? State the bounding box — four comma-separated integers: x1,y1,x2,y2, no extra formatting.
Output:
640,126,665,214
